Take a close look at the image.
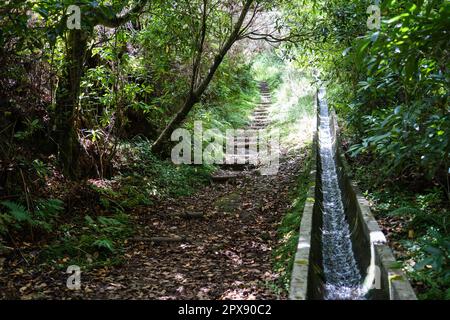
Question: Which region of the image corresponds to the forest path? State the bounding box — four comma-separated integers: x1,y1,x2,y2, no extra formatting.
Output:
76,151,307,299
66,82,308,299
1,83,310,300
82,150,303,299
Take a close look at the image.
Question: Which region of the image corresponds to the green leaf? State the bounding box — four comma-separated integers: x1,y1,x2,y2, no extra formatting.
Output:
387,13,410,24
93,239,114,252
0,201,30,222
84,215,95,225
414,257,433,270
423,245,442,256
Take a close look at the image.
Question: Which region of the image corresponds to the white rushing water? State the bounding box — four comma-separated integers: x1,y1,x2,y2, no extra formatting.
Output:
318,88,365,300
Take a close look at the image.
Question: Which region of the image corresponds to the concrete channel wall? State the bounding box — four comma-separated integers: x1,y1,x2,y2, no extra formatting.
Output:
289,89,417,300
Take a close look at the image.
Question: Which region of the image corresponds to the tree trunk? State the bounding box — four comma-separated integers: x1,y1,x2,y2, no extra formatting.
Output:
151,93,199,154
55,29,88,179
53,3,147,178
151,0,254,154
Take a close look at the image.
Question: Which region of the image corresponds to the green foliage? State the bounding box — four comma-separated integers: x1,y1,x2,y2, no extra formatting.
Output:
188,55,259,134
0,201,29,223
403,227,450,300
267,59,315,149
0,199,64,235
354,163,449,299
287,1,449,299
332,1,448,182
120,137,212,199
31,159,50,178
43,212,131,268
92,238,115,253
286,0,449,187
33,199,65,231
252,53,284,89
362,178,449,234
14,118,43,141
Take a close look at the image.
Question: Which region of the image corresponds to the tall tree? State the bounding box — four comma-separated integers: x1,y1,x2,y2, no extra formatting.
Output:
54,0,148,178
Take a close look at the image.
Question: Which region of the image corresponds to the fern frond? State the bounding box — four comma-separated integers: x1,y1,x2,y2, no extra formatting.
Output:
0,201,30,222
35,198,64,218
390,206,423,217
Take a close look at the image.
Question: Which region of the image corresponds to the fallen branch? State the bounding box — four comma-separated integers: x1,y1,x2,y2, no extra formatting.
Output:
170,212,204,219
133,236,187,243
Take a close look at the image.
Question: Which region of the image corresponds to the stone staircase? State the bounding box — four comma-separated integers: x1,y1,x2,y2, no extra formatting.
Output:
212,82,272,182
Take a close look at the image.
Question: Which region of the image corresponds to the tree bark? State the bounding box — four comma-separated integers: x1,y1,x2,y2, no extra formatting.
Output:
151,92,199,154
55,29,88,178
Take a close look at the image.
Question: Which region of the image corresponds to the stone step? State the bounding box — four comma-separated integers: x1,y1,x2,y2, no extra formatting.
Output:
250,121,269,126
225,149,259,155
250,124,269,129
250,119,270,124
251,118,269,122
234,143,258,149
211,171,246,183
233,139,259,144
224,154,259,165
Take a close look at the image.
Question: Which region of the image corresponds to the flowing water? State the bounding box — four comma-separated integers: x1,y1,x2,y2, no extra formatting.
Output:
318,88,365,300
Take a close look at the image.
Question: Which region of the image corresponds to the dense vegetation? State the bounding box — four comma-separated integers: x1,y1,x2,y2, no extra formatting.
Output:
285,0,449,299
0,0,448,300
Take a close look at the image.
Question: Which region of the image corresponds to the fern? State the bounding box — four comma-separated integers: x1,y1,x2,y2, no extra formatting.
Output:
390,206,423,217
0,201,30,222
35,199,64,219
0,199,63,234
93,239,115,252
98,216,122,226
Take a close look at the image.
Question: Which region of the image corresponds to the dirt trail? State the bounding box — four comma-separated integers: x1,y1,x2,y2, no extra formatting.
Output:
74,152,307,300
0,83,309,300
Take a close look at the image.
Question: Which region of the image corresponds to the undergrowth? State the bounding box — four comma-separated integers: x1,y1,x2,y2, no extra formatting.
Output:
352,160,450,300
41,136,214,269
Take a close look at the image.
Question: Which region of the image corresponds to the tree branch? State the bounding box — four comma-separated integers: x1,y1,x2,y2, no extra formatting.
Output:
191,0,209,93
194,0,254,97
240,30,312,43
